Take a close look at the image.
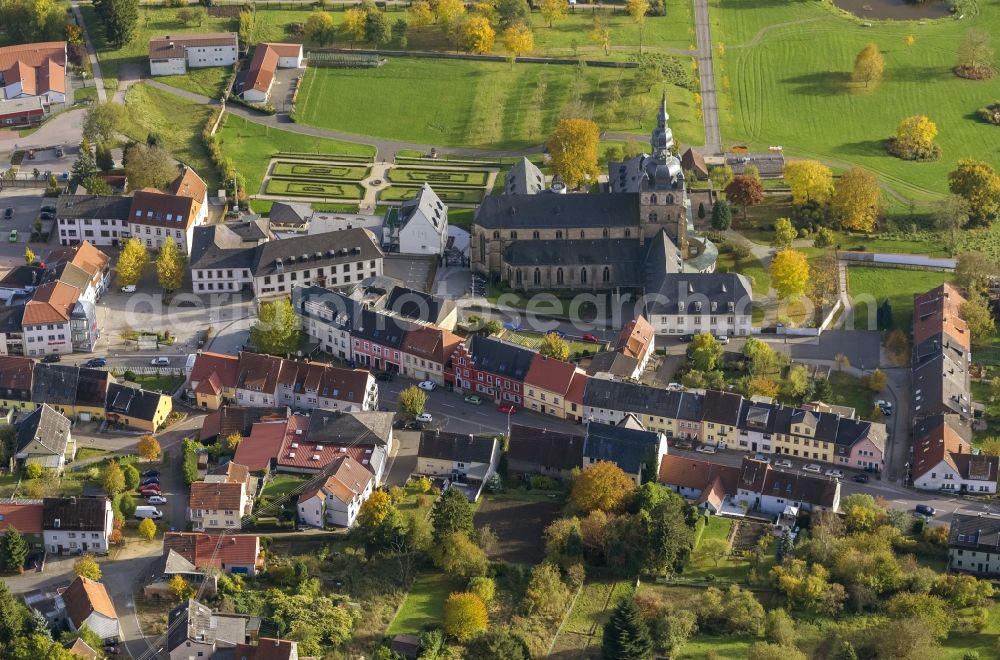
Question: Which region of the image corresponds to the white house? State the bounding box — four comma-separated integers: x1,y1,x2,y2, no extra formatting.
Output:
42,497,113,555
188,481,251,532
55,195,132,247
293,286,360,360
148,33,238,76
14,404,74,473
240,43,303,104
733,458,841,516
912,415,998,494
296,456,374,528
0,42,67,104
646,272,753,337
395,184,448,256
22,281,78,357
61,576,121,642
614,315,656,377
128,168,209,254
949,511,1000,577
189,219,272,295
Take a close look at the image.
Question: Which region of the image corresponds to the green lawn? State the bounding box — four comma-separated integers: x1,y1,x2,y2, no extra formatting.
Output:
386,572,460,636
379,185,484,204
828,370,875,418
500,329,605,356
0,473,19,498
295,58,703,150
130,373,185,393
715,249,770,296
556,579,632,652
217,113,375,195
260,473,309,500
272,162,370,180
449,208,477,229
847,266,952,331
387,168,491,187
712,0,1000,200
157,67,232,99
74,447,109,463
122,83,219,191
266,179,366,199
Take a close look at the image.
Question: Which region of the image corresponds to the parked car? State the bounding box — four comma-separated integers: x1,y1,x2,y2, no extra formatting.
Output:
915,504,936,517
582,333,600,342
417,380,437,391
497,403,516,414
715,335,730,345
416,413,433,423
774,458,793,469
696,444,717,455
852,474,870,483
803,463,822,473
142,470,160,478
150,357,170,366
141,477,160,486
40,205,56,214
375,371,394,382
8,229,16,242
120,284,136,293
825,469,844,479
138,484,161,494
3,208,11,219
146,495,167,505
666,382,684,391
84,358,107,368
40,211,54,220
675,439,693,449
464,395,483,405
678,334,694,342
41,354,60,363
103,645,121,655
55,146,64,157
876,399,893,409
27,149,35,159
753,453,770,464
403,421,424,431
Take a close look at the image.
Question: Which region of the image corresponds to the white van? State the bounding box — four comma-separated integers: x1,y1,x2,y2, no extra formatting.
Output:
135,506,163,520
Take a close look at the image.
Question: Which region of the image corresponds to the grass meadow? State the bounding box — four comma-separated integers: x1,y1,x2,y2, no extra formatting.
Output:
847,265,952,330
712,0,1000,200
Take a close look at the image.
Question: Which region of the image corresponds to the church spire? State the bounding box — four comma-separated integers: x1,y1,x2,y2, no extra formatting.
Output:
657,90,669,126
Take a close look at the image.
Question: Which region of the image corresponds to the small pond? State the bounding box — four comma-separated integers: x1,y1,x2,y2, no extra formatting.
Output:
833,0,952,20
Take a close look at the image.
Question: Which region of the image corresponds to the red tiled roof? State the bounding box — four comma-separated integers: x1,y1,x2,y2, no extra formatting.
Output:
163,532,261,569
237,352,284,394
128,190,197,230
244,43,300,94
525,353,578,395
658,454,740,494
401,325,463,364
195,372,222,396
0,501,43,534
168,167,208,213
190,352,239,390
616,315,654,361
0,355,34,391
23,281,79,325
233,419,290,471
0,43,66,96
0,42,66,71
64,241,110,282
566,371,588,405
276,417,376,472
188,481,244,511
913,282,969,349
62,576,118,628
301,456,373,505
233,638,297,660
912,417,967,480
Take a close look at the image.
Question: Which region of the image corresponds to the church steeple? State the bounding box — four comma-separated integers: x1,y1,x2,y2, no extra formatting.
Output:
657,91,669,125
650,90,673,162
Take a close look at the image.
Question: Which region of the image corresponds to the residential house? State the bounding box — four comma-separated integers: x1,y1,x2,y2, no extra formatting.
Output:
46,241,114,302
199,405,290,443
417,430,501,500
645,273,753,337
105,383,172,432
948,510,1000,577
128,167,210,253
235,352,284,408
22,281,79,356
42,496,113,555
297,455,374,528
234,638,299,660
586,351,641,381
14,404,74,473
449,335,534,404
32,363,108,420
564,371,589,422
505,157,545,195
658,454,740,514
912,283,973,421
583,379,701,438
277,360,377,413
61,576,121,642
305,407,394,482
186,351,240,410
524,353,581,419
733,458,840,516
393,184,448,256
163,532,263,576
582,416,668,485
55,195,132,247
167,599,248,660
232,416,295,473
399,324,463,385
239,43,303,104
0,500,44,550
68,637,99,659
0,355,34,410
384,286,458,330
912,414,997,494
144,548,218,598
0,96,44,128
188,481,251,532
613,314,656,376
293,285,361,360
0,42,67,104
190,219,272,294
351,309,411,373
268,201,311,231
148,32,238,76
507,424,584,479
0,305,25,356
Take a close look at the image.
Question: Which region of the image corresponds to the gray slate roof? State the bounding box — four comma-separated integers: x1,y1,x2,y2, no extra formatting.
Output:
385,286,454,326
586,351,639,378
189,220,271,272
399,183,446,232
503,238,644,285
469,335,534,381
31,363,79,406
15,404,71,458
505,158,544,195
583,420,660,475
418,430,498,465
55,195,132,221
646,272,753,317
307,408,394,447
268,201,310,227
253,227,381,277
474,192,640,229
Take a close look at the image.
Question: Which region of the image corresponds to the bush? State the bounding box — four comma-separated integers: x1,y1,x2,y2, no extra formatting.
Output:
978,102,1000,125
731,242,752,260
529,475,558,490
24,463,43,480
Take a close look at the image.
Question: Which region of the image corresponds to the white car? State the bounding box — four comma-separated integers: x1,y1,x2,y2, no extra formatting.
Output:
753,453,770,463
825,469,844,479
147,495,167,504
416,413,433,423
696,444,717,454
715,335,730,345
150,357,170,366
120,284,136,293
774,458,793,469
803,463,822,474
417,381,437,391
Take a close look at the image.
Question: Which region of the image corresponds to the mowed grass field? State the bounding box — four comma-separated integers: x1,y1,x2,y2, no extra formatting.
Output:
712,0,1000,199
295,59,703,149
847,265,952,331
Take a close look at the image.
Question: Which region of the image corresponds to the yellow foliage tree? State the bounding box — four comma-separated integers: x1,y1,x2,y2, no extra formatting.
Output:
626,0,648,54
115,238,148,287
503,22,534,66
783,160,833,205
169,575,195,601
539,0,567,28
73,554,102,580
591,15,611,56
831,167,881,233
356,490,394,528
342,8,368,45
304,11,336,46
462,14,495,54
852,42,885,88
539,333,570,361
894,115,938,155
409,0,434,27
769,250,810,301
137,435,161,461
443,592,488,641
904,34,915,47
225,432,242,453
949,159,1000,222
748,375,780,398
436,0,466,29
546,117,601,190
24,247,36,265
156,239,185,292
138,517,157,541
571,462,635,513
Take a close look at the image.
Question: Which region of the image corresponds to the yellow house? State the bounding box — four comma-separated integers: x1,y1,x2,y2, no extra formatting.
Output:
772,409,836,463
105,383,172,432
524,355,579,419
186,352,239,411
31,363,110,421
700,390,744,449
0,356,37,413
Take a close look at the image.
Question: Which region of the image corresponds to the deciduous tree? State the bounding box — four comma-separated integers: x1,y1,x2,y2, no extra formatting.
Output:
249,298,301,355
496,0,529,27
435,0,466,29
502,22,533,66
709,164,734,191
466,629,531,660
124,143,178,191
808,251,839,309
138,517,157,541
442,592,487,641
23,248,35,265
538,0,567,27
433,531,488,578
571,462,635,513
365,9,391,46
169,575,195,601
832,167,881,232
116,238,148,287
123,463,140,491
783,160,833,205
689,332,722,372
155,238,186,293
889,115,940,160
83,104,124,146
591,15,611,56
769,249,810,301
546,117,601,189
137,435,161,460
863,368,887,393
782,364,811,400
462,14,495,54
626,0,648,54
772,217,797,249
408,0,434,27
948,159,1000,223
961,293,997,345
725,175,764,219
603,598,653,660
102,461,125,497
852,42,885,87
341,8,368,46
748,643,807,660
956,28,995,79
431,486,474,541
522,561,572,616
225,432,242,453
539,332,570,360
82,175,113,196
304,11,336,46
953,251,1000,299
119,492,136,519
700,538,729,567
73,554,102,580
398,385,427,416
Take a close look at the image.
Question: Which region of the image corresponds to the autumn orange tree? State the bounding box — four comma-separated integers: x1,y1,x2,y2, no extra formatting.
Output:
546,118,601,189
769,250,810,301
724,175,764,220
831,167,881,233
571,462,635,513
137,435,161,460
443,592,488,641
852,42,885,88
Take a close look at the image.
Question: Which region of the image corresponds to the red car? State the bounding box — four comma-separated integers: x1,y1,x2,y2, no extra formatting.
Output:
582,333,600,342
497,403,517,414
138,485,161,495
